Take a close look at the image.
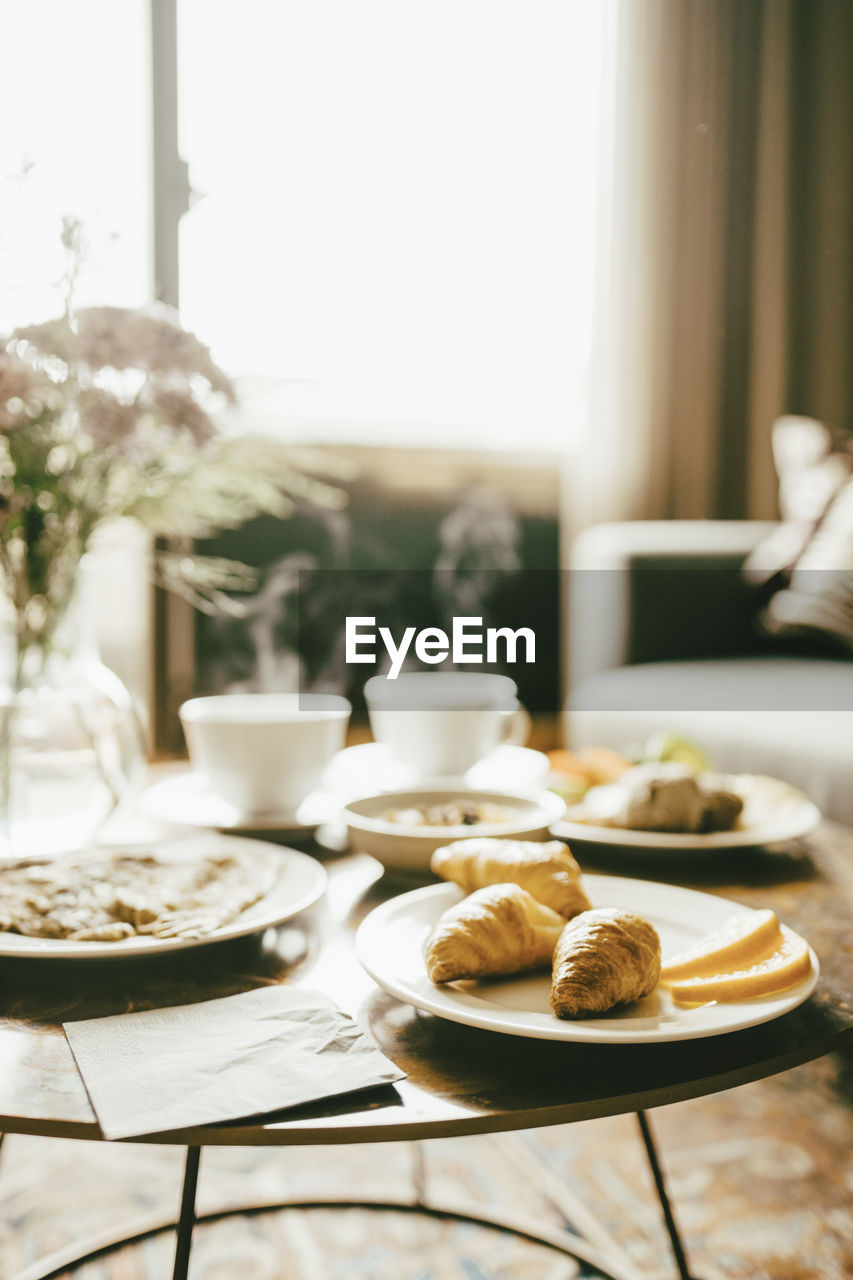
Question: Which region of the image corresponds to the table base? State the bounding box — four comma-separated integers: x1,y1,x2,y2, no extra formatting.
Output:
7,1112,701,1280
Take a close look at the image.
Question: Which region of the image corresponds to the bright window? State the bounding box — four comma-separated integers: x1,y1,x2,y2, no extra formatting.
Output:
177,0,608,451
1,2,608,452
0,0,151,330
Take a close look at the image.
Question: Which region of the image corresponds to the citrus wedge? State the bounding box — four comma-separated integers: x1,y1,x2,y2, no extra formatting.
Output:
660,909,782,981
667,926,813,1004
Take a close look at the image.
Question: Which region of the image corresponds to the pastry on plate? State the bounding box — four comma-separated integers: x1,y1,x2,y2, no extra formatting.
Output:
430,837,591,919
550,908,661,1018
425,882,565,984
622,771,742,833
0,845,278,942
568,763,743,834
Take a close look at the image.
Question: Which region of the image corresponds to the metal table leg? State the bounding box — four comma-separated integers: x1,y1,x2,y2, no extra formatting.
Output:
172,1146,201,1280
410,1141,427,1205
636,1111,701,1280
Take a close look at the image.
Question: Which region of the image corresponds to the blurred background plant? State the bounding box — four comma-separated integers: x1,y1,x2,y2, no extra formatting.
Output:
0,218,346,675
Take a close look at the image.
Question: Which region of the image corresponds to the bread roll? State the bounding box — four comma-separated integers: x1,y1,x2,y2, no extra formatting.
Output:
430,837,590,919
425,883,565,984
550,908,661,1018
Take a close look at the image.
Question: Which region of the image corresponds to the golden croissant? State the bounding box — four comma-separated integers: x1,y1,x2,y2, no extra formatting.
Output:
430,838,591,919
550,908,661,1018
425,883,565,984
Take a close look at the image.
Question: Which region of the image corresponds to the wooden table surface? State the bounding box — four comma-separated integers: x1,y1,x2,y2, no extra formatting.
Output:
1,823,851,1147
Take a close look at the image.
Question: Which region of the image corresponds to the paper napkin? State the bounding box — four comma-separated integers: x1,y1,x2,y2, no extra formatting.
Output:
64,985,404,1140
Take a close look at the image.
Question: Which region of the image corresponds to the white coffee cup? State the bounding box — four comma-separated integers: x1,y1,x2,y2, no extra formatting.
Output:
179,693,351,816
364,672,526,778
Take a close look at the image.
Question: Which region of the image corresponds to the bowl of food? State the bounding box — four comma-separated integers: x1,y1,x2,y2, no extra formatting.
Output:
342,788,567,873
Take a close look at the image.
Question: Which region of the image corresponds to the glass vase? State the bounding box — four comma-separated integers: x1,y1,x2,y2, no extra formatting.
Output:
0,579,146,860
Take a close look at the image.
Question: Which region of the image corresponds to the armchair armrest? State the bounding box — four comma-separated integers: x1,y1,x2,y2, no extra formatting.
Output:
567,521,779,687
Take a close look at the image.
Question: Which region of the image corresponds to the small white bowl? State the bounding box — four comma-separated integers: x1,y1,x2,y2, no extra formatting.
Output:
342,787,567,874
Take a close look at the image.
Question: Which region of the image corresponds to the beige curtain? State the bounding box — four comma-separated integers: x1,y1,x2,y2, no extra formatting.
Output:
566,0,853,535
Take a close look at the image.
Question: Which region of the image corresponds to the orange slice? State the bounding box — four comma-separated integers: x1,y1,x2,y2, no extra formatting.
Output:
660,909,782,981
667,926,812,1004
547,748,632,785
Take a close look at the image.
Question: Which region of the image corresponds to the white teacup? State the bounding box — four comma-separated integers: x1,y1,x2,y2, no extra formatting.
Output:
179,693,351,817
364,672,526,778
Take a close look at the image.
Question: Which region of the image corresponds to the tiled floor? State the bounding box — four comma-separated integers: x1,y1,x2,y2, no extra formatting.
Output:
2,1049,852,1280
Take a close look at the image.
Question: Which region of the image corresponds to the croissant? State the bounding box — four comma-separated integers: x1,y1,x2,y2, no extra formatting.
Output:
550,908,661,1018
425,883,565,984
430,838,591,919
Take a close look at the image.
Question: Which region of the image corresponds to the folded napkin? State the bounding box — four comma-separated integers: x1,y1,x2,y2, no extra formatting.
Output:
64,985,404,1140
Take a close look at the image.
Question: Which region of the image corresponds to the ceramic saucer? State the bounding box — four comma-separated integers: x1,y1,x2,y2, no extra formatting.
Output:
141,745,550,838
322,742,551,795
139,770,343,835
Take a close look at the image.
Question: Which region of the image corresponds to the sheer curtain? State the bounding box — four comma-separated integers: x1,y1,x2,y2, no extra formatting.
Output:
566,0,853,538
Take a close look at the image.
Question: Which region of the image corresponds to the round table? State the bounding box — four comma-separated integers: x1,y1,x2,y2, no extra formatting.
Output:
2,824,852,1280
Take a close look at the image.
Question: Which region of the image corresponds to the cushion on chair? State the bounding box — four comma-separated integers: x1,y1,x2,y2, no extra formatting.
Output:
743,416,853,585
744,416,853,649
760,477,853,650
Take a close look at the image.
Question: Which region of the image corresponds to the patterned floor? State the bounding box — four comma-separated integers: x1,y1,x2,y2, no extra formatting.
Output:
2,1048,852,1280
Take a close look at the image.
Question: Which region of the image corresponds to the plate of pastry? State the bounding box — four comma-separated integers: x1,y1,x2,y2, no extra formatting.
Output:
356,837,818,1042
550,765,821,851
0,835,327,959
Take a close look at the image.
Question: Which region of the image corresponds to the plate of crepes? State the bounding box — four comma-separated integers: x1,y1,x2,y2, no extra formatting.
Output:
546,740,821,851
356,837,819,1043
0,835,327,959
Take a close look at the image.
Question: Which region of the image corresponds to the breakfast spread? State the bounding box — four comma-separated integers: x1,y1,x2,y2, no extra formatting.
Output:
424,835,814,1018
659,909,813,1004
380,799,515,828
0,845,278,942
424,869,661,1017
424,835,662,1017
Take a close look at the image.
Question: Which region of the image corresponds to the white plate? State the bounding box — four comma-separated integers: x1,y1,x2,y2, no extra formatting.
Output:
551,774,821,852
0,836,327,960
139,771,343,834
356,875,819,1043
343,787,567,873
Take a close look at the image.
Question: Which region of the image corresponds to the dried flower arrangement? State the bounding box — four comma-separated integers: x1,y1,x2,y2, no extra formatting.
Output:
0,228,344,669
